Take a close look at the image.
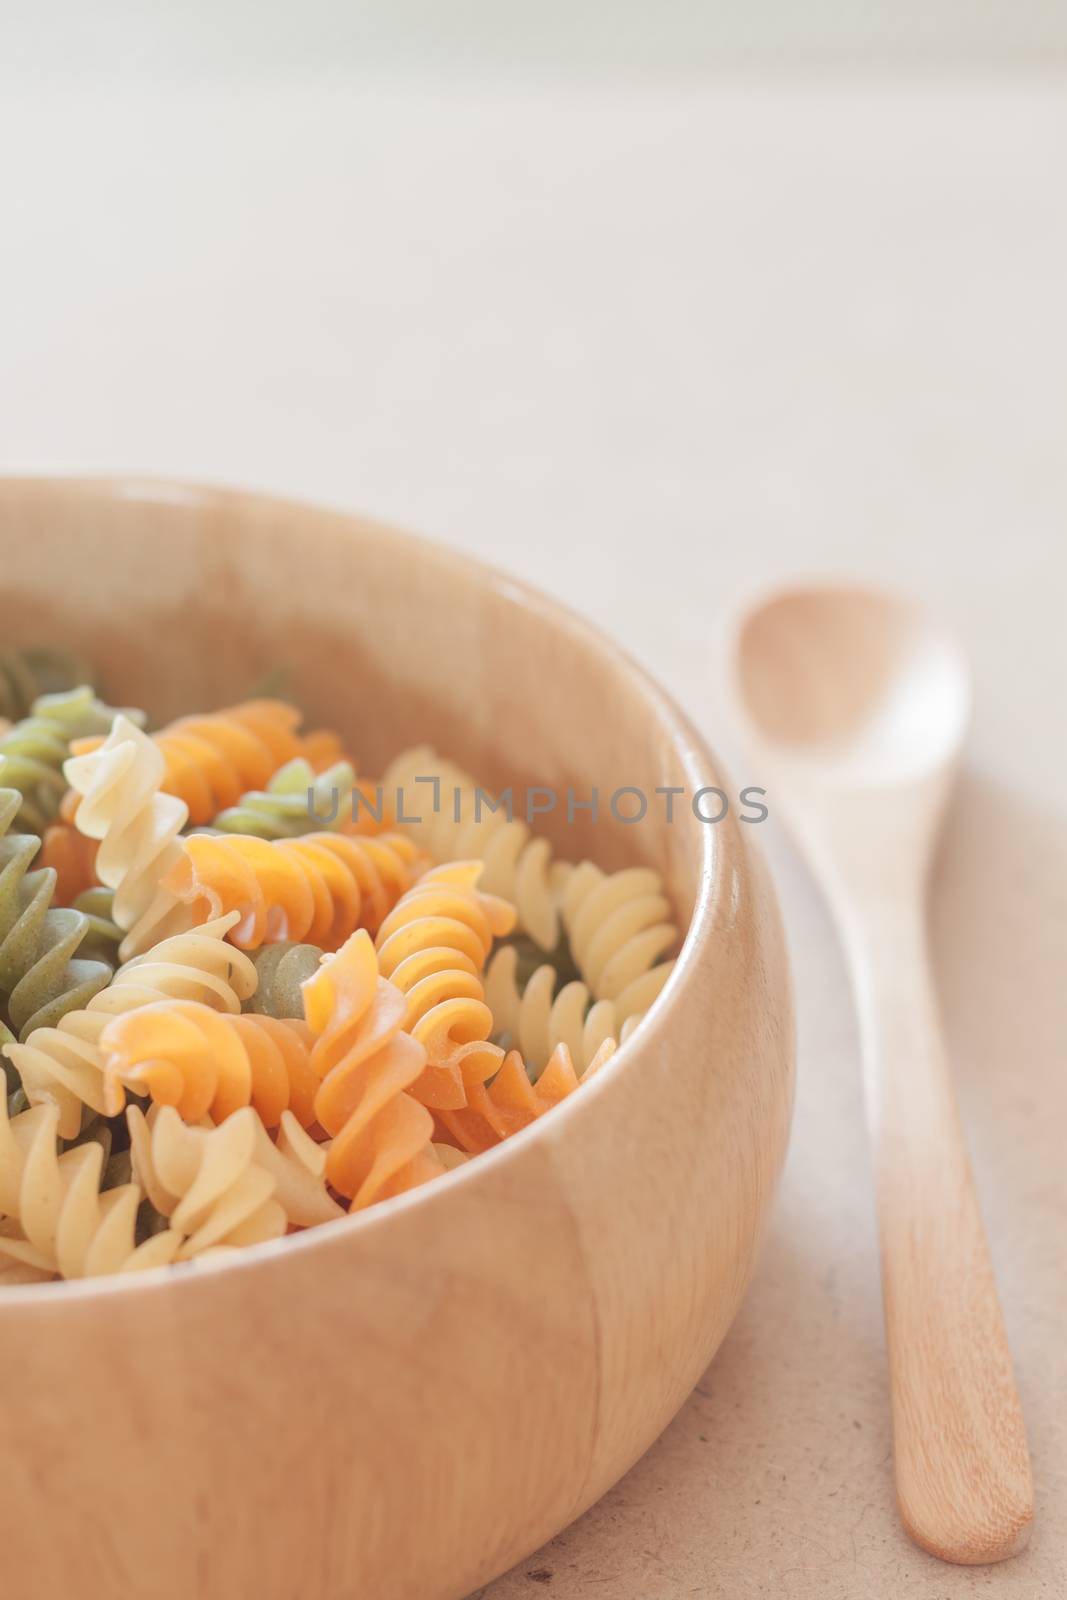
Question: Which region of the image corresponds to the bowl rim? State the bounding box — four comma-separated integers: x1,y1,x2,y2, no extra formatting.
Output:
0,474,728,1306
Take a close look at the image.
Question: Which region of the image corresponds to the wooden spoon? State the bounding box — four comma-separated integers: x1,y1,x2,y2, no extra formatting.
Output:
729,582,1033,1565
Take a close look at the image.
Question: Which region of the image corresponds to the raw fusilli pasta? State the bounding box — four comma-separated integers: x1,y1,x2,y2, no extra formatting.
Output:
381,744,563,949
374,861,516,1109
0,788,112,1039
303,929,446,1209
0,1094,182,1279
101,1003,319,1129
127,1103,341,1246
164,829,423,950
558,861,677,1016
484,944,638,1073
64,713,191,959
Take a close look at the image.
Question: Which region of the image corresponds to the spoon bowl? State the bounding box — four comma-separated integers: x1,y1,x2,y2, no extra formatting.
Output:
735,585,971,788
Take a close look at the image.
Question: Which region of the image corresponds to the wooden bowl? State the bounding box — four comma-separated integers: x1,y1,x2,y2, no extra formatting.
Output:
0,479,794,1600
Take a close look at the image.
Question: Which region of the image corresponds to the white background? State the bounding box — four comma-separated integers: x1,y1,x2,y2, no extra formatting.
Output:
2,7,1065,1596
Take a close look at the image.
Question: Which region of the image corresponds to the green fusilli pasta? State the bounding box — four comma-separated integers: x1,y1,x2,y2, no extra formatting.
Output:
0,646,95,723
0,685,141,832
0,789,113,1039
213,756,357,839
245,940,324,1018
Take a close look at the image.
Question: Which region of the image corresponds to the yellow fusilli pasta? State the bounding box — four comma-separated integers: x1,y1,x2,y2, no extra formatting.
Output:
484,944,638,1073
127,1103,342,1244
557,861,677,1016
0,1095,182,1279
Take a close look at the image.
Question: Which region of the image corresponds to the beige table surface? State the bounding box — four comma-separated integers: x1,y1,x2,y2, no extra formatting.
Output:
2,73,1064,1599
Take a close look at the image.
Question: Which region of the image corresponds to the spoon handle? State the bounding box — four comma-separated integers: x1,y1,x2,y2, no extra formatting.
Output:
844,894,1033,1565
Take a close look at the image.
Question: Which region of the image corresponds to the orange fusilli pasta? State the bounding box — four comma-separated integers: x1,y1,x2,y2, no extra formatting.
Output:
163,830,424,950
302,929,446,1210
99,1003,319,1128
374,861,516,1109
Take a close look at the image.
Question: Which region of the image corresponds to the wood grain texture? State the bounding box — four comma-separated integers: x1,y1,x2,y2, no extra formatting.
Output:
732,583,1033,1566
0,477,794,1600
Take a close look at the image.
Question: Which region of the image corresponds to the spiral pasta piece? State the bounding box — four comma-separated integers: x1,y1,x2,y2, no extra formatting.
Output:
381,745,564,949
558,861,677,1012
485,945,642,1073
103,913,259,1011
0,1095,182,1279
4,904,113,1041
246,941,324,1018
63,713,193,959
74,700,343,826
0,686,140,833
0,788,112,1040
374,862,517,1109
213,757,360,839
128,1103,341,1243
302,929,445,1209
4,914,257,1140
100,1003,319,1129
438,1038,616,1155
164,829,423,951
